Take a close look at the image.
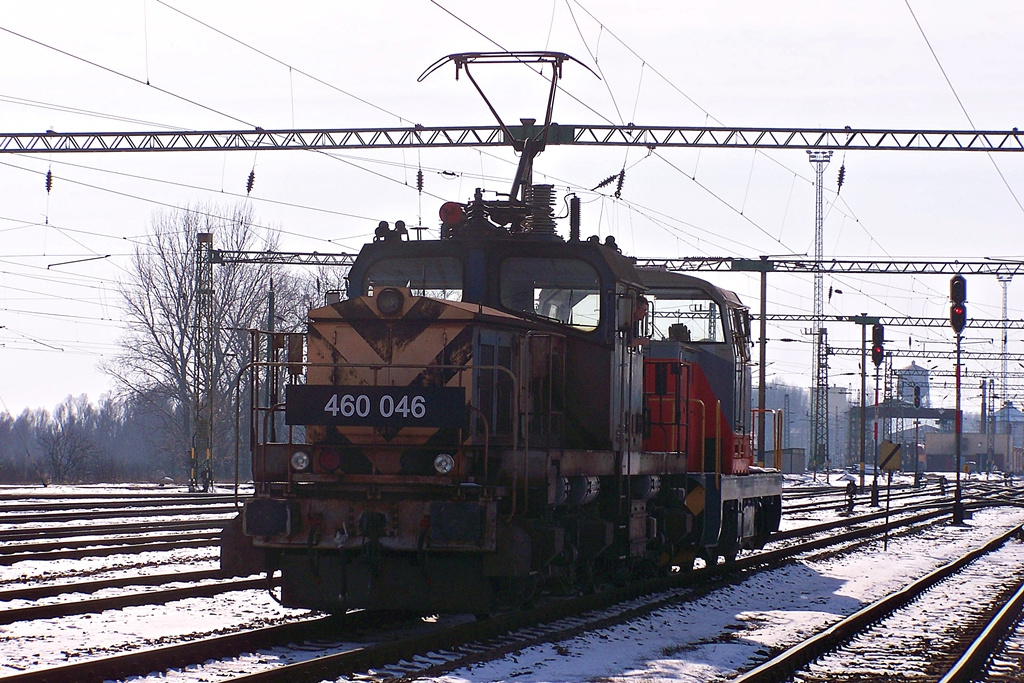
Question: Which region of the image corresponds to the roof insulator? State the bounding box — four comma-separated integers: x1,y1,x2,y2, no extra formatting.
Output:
592,173,617,191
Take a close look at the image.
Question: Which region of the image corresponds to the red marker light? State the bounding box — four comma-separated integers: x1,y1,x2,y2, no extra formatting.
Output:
318,449,341,472
439,202,465,225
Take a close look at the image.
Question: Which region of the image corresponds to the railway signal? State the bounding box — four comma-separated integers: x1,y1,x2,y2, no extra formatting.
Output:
871,324,884,367
950,275,967,334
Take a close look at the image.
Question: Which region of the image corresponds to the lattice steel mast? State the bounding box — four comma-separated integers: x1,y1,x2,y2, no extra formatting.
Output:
998,275,1013,414
808,151,832,471
191,232,215,492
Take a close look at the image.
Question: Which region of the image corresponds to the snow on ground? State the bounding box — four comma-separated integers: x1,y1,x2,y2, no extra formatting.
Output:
429,506,1024,683
0,546,222,591
1,480,1021,682
0,587,313,677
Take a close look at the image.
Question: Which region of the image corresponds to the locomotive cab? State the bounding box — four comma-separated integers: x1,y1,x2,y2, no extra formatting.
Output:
231,186,781,614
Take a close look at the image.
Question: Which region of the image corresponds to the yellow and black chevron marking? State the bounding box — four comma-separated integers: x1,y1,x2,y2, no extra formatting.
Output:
304,294,476,475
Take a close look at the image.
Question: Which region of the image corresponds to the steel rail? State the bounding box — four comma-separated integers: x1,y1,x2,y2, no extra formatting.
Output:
0,530,221,557
0,494,238,513
734,524,1024,683
5,499,1010,683
0,504,238,524
0,490,242,501
0,614,360,683
0,575,268,626
939,576,1024,683
0,568,224,602
0,518,224,542
203,505,995,683
0,536,217,565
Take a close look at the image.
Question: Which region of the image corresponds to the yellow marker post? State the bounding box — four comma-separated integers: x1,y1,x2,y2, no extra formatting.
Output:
879,439,901,550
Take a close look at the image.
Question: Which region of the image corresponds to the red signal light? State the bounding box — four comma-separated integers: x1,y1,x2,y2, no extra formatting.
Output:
871,344,884,367
870,323,884,367
950,302,967,334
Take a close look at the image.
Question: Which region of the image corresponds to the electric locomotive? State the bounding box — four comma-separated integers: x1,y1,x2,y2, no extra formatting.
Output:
227,184,782,614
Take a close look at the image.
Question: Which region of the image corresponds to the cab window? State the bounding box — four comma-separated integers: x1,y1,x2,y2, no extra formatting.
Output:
500,257,601,331
649,291,726,343
364,257,463,301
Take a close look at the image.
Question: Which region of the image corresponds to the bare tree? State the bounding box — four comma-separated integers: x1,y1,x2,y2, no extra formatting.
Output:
37,395,97,483
105,203,285,481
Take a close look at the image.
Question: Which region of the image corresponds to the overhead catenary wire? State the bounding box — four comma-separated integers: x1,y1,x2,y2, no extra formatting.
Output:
903,0,1024,219
0,24,254,128
0,4,1018,416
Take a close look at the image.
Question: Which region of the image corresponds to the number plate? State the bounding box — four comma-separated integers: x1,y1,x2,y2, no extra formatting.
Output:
286,385,467,428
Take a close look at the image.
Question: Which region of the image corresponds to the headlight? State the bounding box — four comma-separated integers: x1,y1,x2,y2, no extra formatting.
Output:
376,288,404,316
433,453,455,475
290,451,311,471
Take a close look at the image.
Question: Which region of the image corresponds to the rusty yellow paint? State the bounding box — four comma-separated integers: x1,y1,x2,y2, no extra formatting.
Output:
685,485,705,516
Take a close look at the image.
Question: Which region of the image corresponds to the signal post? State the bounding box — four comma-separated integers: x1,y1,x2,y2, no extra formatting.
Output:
870,323,884,507
950,275,967,525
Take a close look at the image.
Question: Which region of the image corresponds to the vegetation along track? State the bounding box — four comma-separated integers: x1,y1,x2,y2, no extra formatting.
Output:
8,498,1015,683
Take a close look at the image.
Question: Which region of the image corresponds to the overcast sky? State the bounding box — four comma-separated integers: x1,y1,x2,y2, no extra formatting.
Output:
1,0,1022,417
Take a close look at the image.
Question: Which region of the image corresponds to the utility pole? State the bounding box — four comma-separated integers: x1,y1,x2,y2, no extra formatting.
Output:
265,278,277,444
998,275,1012,421
860,318,868,490
808,150,833,476
757,257,768,466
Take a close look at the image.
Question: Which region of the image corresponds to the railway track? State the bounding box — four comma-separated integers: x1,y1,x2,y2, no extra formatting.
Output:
6,499,1018,683
965,583,1024,683
0,530,221,564
0,574,270,625
0,490,236,564
735,523,1024,682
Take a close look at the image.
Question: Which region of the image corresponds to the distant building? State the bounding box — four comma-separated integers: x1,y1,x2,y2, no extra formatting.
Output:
993,402,1024,449
924,431,1013,473
779,448,806,474
896,361,930,407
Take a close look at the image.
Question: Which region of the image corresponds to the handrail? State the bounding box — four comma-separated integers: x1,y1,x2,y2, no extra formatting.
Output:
715,400,722,476
775,408,783,470
750,408,782,468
